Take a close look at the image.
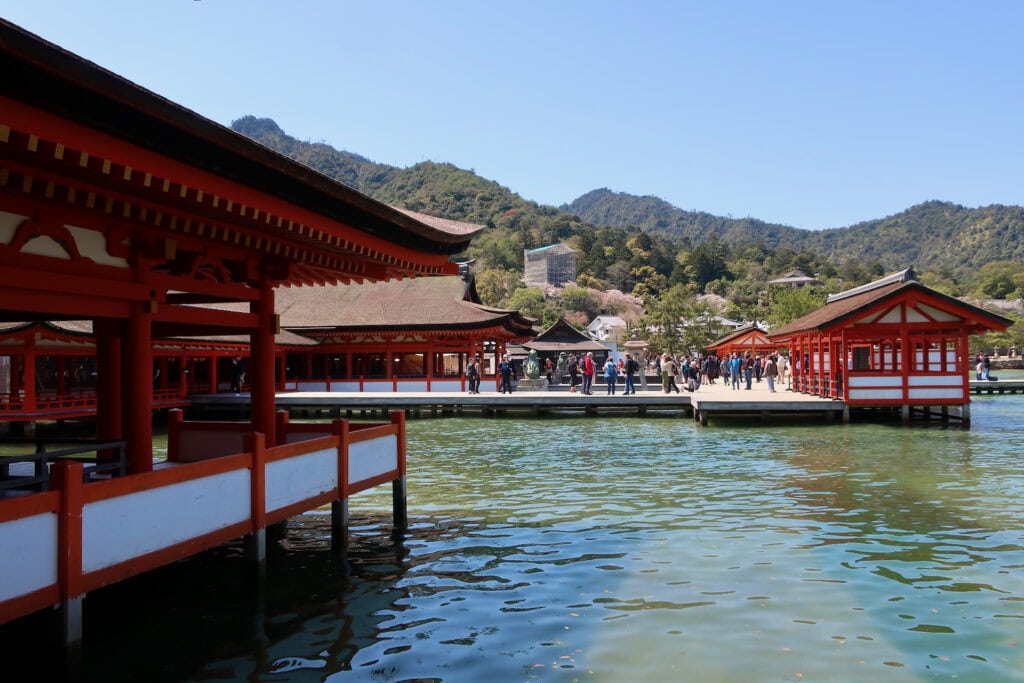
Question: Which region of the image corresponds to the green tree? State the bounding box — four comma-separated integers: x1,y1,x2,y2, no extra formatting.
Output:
559,286,601,320
474,267,522,307
764,286,828,329
640,283,717,354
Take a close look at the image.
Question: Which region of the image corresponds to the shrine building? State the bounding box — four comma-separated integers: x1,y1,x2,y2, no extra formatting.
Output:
767,269,1011,424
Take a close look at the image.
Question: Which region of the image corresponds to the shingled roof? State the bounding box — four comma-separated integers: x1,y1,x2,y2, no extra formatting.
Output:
275,276,536,333
768,269,1012,339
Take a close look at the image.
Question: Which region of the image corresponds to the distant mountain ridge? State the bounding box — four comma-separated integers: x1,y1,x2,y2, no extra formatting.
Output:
564,189,1024,272
232,116,1024,274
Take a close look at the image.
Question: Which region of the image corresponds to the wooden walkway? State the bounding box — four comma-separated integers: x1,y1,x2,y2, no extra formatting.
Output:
969,379,1024,394
189,380,846,425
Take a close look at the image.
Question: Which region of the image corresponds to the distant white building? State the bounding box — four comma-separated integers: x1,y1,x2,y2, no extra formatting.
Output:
524,244,577,287
586,315,628,341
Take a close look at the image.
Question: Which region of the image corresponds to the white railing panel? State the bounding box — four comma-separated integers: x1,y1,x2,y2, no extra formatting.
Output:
363,383,395,393
847,389,903,400
265,447,337,513
396,381,428,392
848,375,903,388
297,381,328,392
0,512,57,602
349,434,398,485
82,469,251,572
331,382,362,392
909,375,961,387
430,380,463,392
909,388,963,400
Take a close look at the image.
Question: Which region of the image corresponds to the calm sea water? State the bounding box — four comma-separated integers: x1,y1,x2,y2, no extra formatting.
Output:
4,390,1024,682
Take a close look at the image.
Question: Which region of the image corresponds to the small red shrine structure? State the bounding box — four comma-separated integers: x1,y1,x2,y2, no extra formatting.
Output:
706,323,775,358
276,274,536,392
768,269,1011,422
0,19,479,643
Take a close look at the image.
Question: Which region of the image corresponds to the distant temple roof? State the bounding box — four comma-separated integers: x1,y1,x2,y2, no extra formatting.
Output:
768,269,820,287
523,317,610,353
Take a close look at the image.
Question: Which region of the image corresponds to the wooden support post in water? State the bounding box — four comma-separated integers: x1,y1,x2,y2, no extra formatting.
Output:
391,411,408,536
52,460,85,674
331,499,349,551
244,432,267,573
901,405,911,425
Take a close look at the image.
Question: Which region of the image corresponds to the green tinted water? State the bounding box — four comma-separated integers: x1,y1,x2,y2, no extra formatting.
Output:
5,396,1024,682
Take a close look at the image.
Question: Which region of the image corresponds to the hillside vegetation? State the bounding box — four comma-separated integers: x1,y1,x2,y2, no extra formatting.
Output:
231,116,1024,350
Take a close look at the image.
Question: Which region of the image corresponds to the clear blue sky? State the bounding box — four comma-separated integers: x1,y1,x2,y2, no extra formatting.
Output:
4,1,1022,230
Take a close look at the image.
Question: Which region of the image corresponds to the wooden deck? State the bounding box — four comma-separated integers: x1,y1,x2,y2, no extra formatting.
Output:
189,380,847,425
968,379,1024,394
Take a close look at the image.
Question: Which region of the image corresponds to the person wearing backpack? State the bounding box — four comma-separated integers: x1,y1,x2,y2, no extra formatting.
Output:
623,352,637,395
604,356,617,394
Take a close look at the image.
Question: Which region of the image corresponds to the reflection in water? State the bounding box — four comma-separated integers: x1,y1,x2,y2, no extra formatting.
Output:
2,399,1024,682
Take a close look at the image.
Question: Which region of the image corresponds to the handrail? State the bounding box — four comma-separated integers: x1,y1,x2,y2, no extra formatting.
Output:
0,438,127,491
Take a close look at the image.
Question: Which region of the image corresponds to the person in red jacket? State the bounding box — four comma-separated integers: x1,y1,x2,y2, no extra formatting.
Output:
582,352,596,395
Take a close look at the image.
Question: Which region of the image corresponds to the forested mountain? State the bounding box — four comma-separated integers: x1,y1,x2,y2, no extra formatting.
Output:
231,116,1024,288
566,189,1024,273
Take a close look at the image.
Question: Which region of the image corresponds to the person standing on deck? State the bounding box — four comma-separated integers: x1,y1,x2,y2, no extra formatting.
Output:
604,356,617,394
230,355,244,396
777,354,789,386
743,353,754,390
466,357,480,394
568,353,580,392
764,354,778,393
582,352,596,395
728,353,741,390
499,354,514,394
623,352,637,395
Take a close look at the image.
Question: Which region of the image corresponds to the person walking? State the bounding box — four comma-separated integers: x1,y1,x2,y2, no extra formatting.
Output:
623,352,637,395
604,356,617,394
582,352,595,395
662,354,680,393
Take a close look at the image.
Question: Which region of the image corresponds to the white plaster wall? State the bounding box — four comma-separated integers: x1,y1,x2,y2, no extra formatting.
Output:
82,469,251,572
265,447,337,513
909,388,962,400
909,375,961,387
847,389,903,400
348,435,398,485
0,512,58,602
848,375,902,387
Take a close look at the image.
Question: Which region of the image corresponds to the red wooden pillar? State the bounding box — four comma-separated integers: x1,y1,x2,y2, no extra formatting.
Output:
95,319,123,456
251,282,276,447
209,354,219,394
178,355,187,398
23,335,36,412
57,357,66,400
124,301,153,473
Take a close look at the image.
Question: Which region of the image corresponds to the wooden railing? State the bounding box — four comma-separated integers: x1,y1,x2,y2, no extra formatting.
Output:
0,410,407,626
